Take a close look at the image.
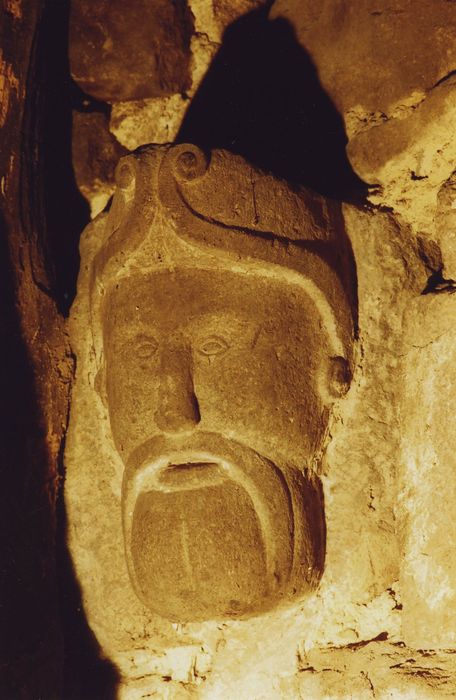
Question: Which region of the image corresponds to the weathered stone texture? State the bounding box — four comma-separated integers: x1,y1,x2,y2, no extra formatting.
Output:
399,294,456,649
65,141,454,698
436,171,456,279
347,76,456,251
212,0,263,36
110,94,188,152
69,0,193,102
271,0,456,274
0,1,74,697
60,1,456,697
270,0,456,126
293,639,456,698
108,0,267,153
72,110,127,216
66,144,354,677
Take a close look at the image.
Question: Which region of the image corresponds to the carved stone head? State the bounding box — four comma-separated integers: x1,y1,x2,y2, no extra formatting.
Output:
68,144,354,623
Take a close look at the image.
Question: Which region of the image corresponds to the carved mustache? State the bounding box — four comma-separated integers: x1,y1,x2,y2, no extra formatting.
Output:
124,431,284,486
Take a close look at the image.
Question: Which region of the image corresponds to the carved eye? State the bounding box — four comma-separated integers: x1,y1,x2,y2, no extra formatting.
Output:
136,336,158,359
198,335,229,357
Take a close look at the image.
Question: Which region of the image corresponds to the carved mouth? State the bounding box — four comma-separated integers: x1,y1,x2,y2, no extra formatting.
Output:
159,460,221,488
169,461,216,471
125,451,230,495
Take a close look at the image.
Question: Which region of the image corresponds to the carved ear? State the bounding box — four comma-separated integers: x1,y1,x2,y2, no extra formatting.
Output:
94,360,108,407
327,356,352,399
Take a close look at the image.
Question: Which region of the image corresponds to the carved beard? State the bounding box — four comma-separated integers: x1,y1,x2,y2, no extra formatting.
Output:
122,431,325,621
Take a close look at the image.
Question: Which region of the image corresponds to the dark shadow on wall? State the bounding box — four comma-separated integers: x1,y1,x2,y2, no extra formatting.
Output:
21,0,90,316
19,1,119,697
0,212,60,700
56,469,121,700
0,211,117,699
34,2,119,696
18,5,366,698
177,4,367,202
178,5,362,329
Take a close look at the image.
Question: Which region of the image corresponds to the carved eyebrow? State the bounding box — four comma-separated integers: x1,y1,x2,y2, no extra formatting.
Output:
187,311,254,332
118,331,157,350
134,333,158,343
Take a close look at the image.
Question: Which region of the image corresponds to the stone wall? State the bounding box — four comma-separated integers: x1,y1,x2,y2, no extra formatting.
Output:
67,2,456,698
3,1,456,698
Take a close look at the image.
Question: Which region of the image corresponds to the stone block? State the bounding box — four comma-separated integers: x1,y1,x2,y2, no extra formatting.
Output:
69,0,193,102
270,0,456,127
72,110,127,216
65,143,356,685
399,294,456,648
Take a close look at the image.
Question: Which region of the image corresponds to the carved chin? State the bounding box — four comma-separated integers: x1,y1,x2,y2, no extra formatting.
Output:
132,472,274,620
122,435,325,622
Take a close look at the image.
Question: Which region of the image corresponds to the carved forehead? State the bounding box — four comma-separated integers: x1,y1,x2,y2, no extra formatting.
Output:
85,144,354,364
103,268,326,340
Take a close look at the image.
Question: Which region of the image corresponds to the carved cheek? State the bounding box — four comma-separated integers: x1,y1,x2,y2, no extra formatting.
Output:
249,347,322,459
191,347,280,446
277,357,323,445
105,346,161,455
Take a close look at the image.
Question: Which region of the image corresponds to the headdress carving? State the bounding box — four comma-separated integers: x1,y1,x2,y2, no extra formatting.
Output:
87,143,354,372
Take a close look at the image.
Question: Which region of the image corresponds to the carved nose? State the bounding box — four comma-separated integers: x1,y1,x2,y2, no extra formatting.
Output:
154,344,200,434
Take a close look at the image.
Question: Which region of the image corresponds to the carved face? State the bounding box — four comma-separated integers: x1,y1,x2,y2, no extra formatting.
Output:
102,267,330,620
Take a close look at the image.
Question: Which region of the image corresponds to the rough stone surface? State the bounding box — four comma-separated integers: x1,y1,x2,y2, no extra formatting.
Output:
347,76,456,248
64,140,456,698
0,1,75,697
399,294,456,649
110,94,189,152
69,0,193,102
436,172,456,278
270,0,456,125
72,110,127,217
271,0,456,275
109,0,266,152
66,144,358,692
63,1,456,697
